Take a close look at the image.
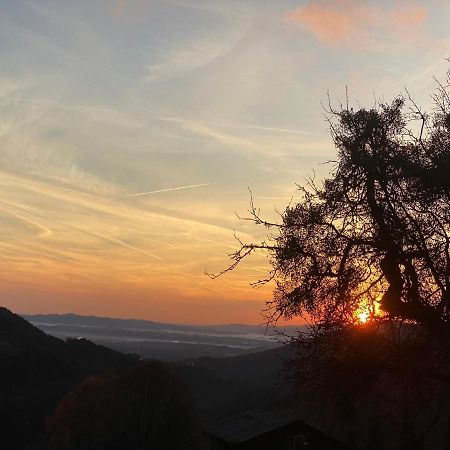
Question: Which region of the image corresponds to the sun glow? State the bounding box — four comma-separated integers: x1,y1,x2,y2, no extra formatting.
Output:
354,297,383,324
357,309,370,323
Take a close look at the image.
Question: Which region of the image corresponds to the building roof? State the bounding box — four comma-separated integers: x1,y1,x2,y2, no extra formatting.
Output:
204,409,299,444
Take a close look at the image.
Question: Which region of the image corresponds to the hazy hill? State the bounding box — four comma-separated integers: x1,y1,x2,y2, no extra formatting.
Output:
0,307,137,450
168,345,295,426
185,345,294,386
20,312,299,425
24,313,298,361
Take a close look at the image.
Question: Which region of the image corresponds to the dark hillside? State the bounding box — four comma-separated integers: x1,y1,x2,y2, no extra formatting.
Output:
188,345,293,386
0,307,137,450
173,346,294,422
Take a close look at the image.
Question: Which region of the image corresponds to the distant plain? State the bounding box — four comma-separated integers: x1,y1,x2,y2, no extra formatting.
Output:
24,313,299,361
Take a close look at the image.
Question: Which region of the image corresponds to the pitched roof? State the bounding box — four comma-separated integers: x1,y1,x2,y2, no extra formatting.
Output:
204,409,299,444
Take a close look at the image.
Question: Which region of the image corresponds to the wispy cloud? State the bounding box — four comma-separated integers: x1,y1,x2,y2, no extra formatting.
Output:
143,35,243,82
231,123,320,136
0,169,264,308
165,117,273,154
5,210,53,238
142,7,252,84
164,117,329,157
0,78,34,99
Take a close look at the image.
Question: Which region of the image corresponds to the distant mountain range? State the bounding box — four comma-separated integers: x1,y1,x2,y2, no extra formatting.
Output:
24,313,301,361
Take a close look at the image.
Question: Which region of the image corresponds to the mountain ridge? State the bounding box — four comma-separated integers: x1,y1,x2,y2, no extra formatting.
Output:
24,312,300,361
23,312,300,333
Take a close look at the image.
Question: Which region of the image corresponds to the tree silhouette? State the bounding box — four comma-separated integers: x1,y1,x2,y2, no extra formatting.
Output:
217,69,450,340
46,362,199,450
214,68,450,449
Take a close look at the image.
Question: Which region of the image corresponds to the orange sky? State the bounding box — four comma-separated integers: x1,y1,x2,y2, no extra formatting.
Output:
0,0,449,323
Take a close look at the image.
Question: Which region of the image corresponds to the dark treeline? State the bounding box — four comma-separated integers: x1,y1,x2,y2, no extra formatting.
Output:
0,307,136,449
47,362,198,450
0,307,288,450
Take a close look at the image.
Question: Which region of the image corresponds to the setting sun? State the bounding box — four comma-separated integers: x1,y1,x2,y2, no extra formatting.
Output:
355,297,383,324
357,310,370,324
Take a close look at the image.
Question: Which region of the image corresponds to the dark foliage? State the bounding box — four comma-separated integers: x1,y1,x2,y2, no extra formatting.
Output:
215,69,450,448
46,361,199,450
286,323,450,449
0,307,136,450
218,70,450,337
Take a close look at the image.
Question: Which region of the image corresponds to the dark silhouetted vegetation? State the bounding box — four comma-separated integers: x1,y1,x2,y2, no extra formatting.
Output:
0,308,291,450
216,69,450,449
46,361,199,450
0,307,137,450
219,69,450,336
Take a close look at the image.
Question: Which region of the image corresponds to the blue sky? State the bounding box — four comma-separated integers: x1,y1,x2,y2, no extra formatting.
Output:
0,0,449,323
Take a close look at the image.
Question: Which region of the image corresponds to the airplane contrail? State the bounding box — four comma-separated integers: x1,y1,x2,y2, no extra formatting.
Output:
238,124,319,136
118,183,210,198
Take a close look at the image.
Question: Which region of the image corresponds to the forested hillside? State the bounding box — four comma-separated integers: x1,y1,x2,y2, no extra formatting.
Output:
0,307,137,449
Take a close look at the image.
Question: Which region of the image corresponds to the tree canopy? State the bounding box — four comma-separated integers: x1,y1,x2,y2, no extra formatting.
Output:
212,67,450,450
46,362,198,450
220,70,450,340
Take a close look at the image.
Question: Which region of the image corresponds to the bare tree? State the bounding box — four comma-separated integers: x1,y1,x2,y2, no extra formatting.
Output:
213,68,450,449
215,69,450,339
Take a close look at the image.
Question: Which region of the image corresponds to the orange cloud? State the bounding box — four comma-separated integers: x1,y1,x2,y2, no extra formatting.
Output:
390,4,427,41
284,0,427,47
113,0,127,17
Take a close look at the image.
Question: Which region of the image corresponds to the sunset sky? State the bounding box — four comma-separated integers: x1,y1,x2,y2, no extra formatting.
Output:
0,0,449,324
